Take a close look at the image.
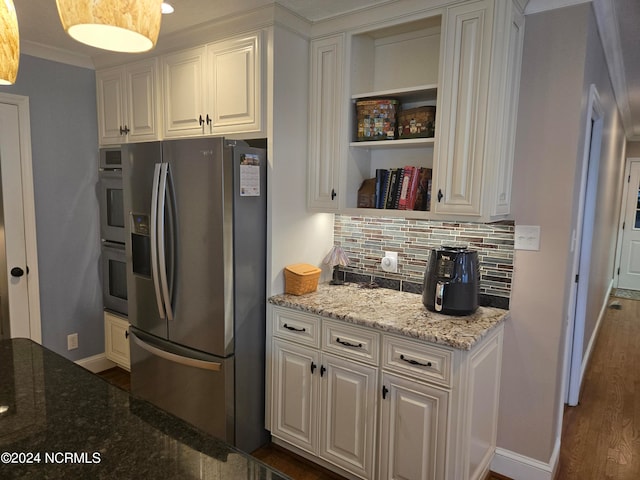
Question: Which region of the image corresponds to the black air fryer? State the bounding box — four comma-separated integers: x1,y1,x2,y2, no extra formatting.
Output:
423,246,479,316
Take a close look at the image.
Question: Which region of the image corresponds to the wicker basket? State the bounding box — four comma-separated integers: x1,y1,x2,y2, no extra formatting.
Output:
284,264,321,295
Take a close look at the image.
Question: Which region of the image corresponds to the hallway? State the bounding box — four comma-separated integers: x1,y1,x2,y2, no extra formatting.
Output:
557,295,640,478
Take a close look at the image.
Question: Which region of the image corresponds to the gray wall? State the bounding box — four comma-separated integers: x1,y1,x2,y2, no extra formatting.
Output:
627,141,640,157
0,54,103,360
498,3,626,466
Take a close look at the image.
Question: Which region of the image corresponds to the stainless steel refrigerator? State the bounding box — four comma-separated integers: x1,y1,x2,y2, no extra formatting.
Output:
122,137,267,453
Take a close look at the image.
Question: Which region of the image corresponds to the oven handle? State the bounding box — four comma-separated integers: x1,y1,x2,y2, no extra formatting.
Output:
150,163,166,320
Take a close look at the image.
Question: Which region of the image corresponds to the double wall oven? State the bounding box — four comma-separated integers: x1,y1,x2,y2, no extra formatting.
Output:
99,147,127,316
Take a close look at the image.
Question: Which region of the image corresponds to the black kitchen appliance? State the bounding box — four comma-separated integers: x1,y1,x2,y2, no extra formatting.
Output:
423,246,479,316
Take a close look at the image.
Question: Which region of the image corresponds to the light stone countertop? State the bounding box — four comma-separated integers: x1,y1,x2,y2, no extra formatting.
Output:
268,283,508,351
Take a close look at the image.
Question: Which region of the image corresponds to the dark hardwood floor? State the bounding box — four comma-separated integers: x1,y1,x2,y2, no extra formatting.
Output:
96,296,640,480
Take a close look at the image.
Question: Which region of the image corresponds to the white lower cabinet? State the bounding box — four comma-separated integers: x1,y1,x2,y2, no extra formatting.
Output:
268,305,503,480
378,373,448,480
104,311,130,371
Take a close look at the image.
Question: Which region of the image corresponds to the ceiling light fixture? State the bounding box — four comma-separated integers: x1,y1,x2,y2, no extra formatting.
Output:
55,0,163,53
0,0,20,85
161,2,174,14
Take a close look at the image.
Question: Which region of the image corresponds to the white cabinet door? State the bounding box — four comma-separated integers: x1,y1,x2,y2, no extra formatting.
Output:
207,33,262,135
434,0,494,216
271,339,320,454
162,46,208,138
379,372,449,480
97,67,126,145
104,311,130,370
319,353,377,479
97,59,161,145
125,58,161,142
308,34,344,211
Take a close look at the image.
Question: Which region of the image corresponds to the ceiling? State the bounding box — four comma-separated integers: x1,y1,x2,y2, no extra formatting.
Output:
10,0,640,140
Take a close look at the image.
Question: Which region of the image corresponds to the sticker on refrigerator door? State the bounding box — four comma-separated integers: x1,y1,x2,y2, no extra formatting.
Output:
239,154,261,197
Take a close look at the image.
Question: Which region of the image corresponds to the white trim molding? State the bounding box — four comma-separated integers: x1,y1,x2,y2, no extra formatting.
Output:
76,353,116,374
21,40,95,70
492,439,560,480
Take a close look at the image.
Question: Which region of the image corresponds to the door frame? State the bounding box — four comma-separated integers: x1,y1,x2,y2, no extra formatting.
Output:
0,92,41,343
613,158,640,289
563,84,604,406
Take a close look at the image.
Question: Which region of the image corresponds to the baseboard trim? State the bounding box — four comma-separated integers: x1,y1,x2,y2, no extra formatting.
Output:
491,446,556,480
76,353,116,373
579,279,613,388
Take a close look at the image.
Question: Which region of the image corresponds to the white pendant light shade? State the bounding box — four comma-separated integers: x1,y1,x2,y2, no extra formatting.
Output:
55,0,163,53
0,0,19,85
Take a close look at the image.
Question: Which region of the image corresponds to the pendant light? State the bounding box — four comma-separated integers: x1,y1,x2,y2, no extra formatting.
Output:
55,0,163,53
0,0,19,85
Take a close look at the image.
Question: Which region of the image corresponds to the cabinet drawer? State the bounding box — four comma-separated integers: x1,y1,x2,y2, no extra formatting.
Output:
272,307,320,348
322,319,379,365
382,335,453,387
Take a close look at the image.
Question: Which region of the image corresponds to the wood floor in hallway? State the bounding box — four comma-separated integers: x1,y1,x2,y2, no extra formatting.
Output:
557,296,640,479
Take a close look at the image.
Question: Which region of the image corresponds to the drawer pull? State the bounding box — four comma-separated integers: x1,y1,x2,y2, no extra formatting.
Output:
336,337,363,348
283,323,306,333
400,354,432,368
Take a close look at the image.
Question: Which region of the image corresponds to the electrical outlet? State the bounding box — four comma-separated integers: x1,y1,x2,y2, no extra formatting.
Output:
67,333,78,350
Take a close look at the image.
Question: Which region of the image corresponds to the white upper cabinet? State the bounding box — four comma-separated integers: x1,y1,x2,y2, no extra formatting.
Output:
97,58,161,146
207,34,262,135
433,0,494,216
162,32,263,138
307,0,525,222
162,46,208,138
308,34,344,211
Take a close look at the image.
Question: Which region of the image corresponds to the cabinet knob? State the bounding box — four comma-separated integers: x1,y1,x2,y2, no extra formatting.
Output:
206,114,212,126
125,330,129,339
10,267,24,278
199,115,205,127
382,385,389,399
119,126,130,135
310,362,316,374
320,365,326,377
331,189,337,200
437,189,443,202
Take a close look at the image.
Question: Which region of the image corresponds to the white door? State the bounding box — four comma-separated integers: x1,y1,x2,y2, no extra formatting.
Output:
0,95,41,342
618,161,640,290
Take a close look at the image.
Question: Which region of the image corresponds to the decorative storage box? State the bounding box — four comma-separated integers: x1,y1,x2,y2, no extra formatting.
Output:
284,263,321,295
356,99,399,141
398,106,436,139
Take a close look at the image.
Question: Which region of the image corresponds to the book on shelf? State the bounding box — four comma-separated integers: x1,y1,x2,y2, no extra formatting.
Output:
373,166,432,211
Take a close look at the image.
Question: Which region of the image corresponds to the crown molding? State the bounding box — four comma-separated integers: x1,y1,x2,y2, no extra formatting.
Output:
525,0,589,15
21,40,95,70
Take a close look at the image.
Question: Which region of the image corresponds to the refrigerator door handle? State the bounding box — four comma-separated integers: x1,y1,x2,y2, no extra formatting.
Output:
150,163,166,320
157,163,174,321
131,331,222,372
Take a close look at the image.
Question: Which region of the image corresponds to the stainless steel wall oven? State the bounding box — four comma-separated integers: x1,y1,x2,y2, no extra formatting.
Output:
100,147,127,316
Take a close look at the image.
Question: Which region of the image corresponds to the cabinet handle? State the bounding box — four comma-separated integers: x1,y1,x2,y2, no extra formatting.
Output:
437,189,443,202
382,385,389,399
283,323,306,333
320,365,326,377
206,114,212,125
400,354,432,368
336,337,362,348
125,330,129,339
199,115,205,126
331,189,337,200
119,125,130,135
310,362,317,374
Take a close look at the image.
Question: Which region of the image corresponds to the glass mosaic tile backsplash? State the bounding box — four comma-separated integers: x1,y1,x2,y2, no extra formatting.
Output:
333,215,515,300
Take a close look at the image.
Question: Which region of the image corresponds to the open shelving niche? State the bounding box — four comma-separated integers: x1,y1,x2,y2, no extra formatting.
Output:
344,15,442,218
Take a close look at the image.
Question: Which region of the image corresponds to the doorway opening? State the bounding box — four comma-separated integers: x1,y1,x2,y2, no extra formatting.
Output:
614,159,640,292
564,84,604,407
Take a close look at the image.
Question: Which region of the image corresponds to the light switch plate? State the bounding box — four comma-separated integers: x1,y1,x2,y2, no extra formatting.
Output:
514,225,541,251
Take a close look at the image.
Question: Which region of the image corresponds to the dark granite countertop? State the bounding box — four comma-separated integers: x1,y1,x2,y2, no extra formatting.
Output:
0,338,288,480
